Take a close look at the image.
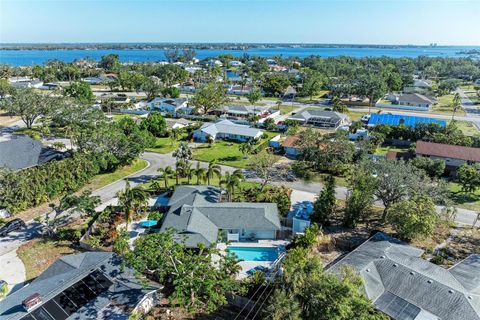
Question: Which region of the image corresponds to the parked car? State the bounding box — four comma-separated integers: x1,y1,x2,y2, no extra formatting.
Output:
0,218,27,237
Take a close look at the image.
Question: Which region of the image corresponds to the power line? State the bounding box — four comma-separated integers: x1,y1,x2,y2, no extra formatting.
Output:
250,285,277,320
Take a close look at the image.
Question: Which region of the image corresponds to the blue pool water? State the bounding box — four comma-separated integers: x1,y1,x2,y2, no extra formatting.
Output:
140,220,158,228
227,246,280,261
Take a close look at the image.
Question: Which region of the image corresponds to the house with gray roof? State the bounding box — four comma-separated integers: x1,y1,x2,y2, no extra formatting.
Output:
193,119,264,142
0,252,162,320
214,105,272,119
287,110,349,129
159,186,281,247
138,97,191,116
0,135,66,171
329,232,480,320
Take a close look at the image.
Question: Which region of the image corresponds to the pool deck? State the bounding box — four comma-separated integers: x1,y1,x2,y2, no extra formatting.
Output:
217,240,289,280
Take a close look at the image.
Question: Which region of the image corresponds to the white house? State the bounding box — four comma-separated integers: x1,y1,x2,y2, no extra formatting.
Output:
139,98,191,116
193,119,263,142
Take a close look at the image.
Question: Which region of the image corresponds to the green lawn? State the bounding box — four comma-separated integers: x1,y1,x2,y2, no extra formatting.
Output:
278,105,296,114
347,111,367,122
465,91,480,105
146,137,178,154
374,145,411,156
110,113,141,122
431,95,466,116
85,159,148,190
192,132,278,168
451,120,479,136
448,182,480,211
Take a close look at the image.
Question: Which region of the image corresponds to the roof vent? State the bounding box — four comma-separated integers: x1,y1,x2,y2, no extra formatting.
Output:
22,293,42,311
410,271,415,275
393,263,398,267
449,290,454,294
380,255,385,259
366,268,370,272
427,280,432,284
468,296,473,300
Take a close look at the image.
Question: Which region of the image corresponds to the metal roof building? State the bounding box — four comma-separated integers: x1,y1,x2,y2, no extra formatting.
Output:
367,113,446,128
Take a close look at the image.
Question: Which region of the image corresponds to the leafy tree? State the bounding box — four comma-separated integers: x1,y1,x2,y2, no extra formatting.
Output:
261,73,291,97
263,117,277,131
173,142,192,163
411,156,446,178
246,86,262,105
142,78,162,101
457,164,480,194
99,54,120,71
451,92,462,120
300,70,325,100
331,96,348,113
126,230,243,313
191,82,228,114
116,181,148,229
264,290,302,320
247,150,279,190
113,227,130,256
140,112,167,137
153,64,189,86
64,81,95,104
358,72,388,107
438,78,461,94
388,196,438,241
311,175,336,225
292,223,320,249
0,79,12,97
0,88,58,128
161,86,180,98
239,141,254,159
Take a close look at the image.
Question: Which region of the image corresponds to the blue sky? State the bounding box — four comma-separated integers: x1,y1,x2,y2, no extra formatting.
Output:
1,0,479,45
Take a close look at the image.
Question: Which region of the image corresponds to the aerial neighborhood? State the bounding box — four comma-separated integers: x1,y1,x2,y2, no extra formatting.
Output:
0,42,480,320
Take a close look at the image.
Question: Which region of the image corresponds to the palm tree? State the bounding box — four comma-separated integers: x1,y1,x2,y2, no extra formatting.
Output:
220,170,243,201
206,160,222,185
452,92,462,121
157,166,175,189
116,181,148,229
194,162,207,185
239,142,254,159
184,162,194,184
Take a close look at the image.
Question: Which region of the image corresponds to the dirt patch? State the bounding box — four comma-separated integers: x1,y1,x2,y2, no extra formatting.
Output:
431,226,480,267
17,238,79,280
0,110,21,127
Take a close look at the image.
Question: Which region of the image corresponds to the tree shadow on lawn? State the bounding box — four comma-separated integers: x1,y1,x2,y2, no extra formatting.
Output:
449,191,480,205
219,156,242,162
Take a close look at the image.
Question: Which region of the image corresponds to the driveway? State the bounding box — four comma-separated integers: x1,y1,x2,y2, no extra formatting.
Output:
0,250,26,295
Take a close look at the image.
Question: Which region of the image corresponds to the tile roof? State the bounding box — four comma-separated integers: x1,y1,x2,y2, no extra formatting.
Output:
329,232,480,320
416,140,480,162
160,185,281,248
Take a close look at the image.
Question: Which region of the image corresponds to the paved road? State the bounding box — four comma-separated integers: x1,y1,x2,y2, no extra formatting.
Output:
456,89,480,129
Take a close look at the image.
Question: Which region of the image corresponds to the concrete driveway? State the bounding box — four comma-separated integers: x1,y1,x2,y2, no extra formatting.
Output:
0,250,26,295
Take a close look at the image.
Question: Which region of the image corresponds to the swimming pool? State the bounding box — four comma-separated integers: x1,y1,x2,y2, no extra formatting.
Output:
227,246,280,261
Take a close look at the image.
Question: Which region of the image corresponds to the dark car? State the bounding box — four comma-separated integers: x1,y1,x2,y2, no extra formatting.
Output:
0,218,27,237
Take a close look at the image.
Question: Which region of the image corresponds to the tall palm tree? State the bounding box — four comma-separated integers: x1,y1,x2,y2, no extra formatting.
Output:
116,181,148,229
157,166,175,189
220,170,243,201
194,162,207,185
206,160,222,185
239,142,254,159
184,162,194,184
452,92,462,121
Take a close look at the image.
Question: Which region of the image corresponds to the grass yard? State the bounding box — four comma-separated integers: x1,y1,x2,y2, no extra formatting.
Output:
109,113,142,122
192,132,278,168
193,141,252,168
451,120,479,136
18,238,80,280
431,95,466,116
374,145,412,156
448,182,480,211
347,111,367,122
465,91,480,105
278,104,296,114
146,136,178,154
85,159,148,190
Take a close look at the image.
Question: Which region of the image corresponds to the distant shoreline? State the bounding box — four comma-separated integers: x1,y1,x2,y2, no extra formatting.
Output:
0,43,472,51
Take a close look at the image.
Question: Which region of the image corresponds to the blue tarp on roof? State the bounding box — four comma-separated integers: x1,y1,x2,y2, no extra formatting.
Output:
368,113,446,128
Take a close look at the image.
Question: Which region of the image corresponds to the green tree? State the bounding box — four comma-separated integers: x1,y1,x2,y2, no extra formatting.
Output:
411,156,446,178
0,79,12,97
457,164,480,194
239,141,254,159
194,161,207,185
246,86,262,105
64,81,95,104
451,92,462,120
126,231,243,313
161,86,181,98
331,96,348,113
388,196,438,241
116,180,148,229
1,88,57,128
220,170,243,201
173,141,192,163
247,150,279,191
142,78,162,101
206,160,222,185
343,164,376,228
301,70,325,101
261,73,291,97
292,223,320,249
140,112,167,137
191,82,229,114
311,175,336,225
157,166,175,189
99,54,120,71
264,290,302,320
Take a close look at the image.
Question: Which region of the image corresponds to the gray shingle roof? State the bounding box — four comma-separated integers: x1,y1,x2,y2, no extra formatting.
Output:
0,136,66,171
197,120,263,139
0,252,161,320
398,93,435,105
288,110,347,123
329,232,480,320
160,185,281,247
